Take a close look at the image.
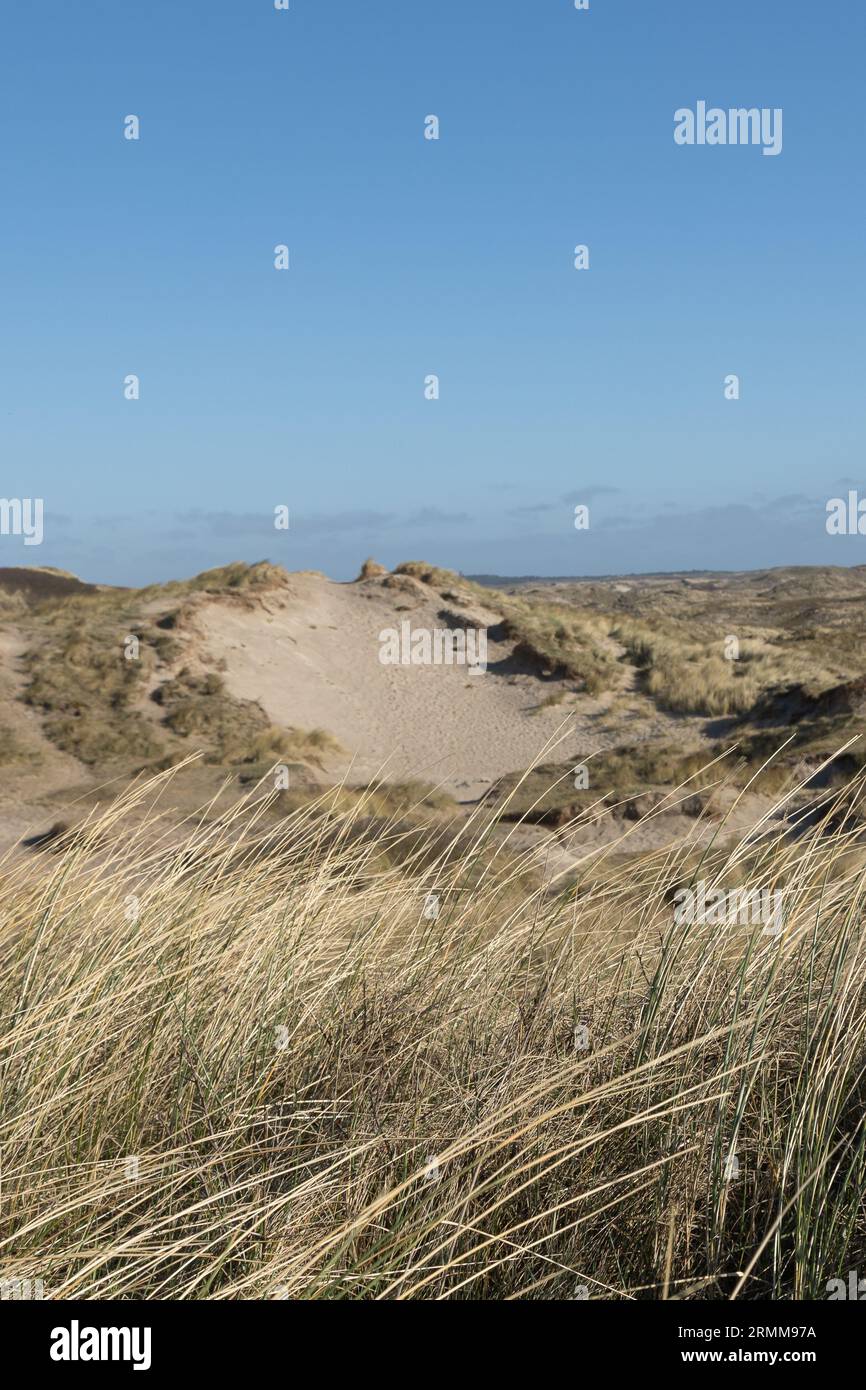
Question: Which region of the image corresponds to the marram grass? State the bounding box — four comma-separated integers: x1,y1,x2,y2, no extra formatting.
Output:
2,754,866,1300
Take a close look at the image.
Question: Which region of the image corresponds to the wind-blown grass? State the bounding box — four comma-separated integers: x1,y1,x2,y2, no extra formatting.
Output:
2,754,866,1300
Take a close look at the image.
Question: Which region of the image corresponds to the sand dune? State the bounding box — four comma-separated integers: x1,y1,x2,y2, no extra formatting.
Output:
198,571,597,799
3,557,854,870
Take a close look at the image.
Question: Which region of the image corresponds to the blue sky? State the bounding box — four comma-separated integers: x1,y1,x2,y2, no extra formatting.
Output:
1,0,864,584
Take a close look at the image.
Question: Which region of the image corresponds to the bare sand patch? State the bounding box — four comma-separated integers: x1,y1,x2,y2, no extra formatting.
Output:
196,573,628,800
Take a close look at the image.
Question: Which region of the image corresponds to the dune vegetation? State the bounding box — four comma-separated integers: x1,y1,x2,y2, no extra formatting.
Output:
2,753,866,1300
4,559,866,1300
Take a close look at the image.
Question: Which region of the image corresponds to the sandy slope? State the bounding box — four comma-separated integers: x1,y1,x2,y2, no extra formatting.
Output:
197,571,697,801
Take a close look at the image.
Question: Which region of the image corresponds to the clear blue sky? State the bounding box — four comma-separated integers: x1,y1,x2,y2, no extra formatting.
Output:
1,0,864,584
